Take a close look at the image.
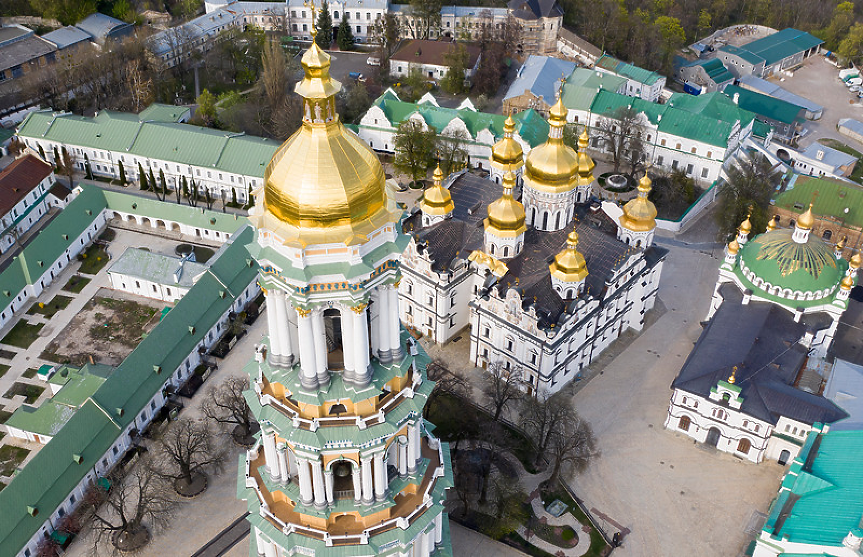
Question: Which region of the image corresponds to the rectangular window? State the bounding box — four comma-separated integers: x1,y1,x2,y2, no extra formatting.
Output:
357,25,361,33
686,164,693,174
701,167,709,178
671,160,679,169
660,139,666,146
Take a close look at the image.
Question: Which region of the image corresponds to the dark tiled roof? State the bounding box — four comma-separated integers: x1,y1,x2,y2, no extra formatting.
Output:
390,40,481,67
49,182,71,200
0,154,52,215
507,0,563,19
672,286,847,425
830,291,863,366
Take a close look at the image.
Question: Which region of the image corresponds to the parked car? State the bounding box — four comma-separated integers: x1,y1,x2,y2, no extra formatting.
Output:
851,85,862,93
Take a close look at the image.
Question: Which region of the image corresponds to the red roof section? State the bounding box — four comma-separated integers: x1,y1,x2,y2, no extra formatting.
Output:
390,40,481,68
0,154,52,216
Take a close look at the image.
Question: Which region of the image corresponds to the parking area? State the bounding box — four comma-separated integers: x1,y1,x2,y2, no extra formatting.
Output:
777,55,863,149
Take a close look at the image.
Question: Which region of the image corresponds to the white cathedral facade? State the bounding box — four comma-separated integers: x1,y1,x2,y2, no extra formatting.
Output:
398,99,666,396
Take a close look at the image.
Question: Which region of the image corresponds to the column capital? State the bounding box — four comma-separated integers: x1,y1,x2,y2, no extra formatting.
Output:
296,306,312,318
350,302,368,314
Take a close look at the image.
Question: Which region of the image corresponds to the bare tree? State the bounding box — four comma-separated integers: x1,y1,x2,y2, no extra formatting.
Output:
60,147,76,188
482,361,523,422
486,477,528,538
153,418,226,497
594,106,647,174
85,461,177,555
202,376,259,446
546,409,598,486
523,394,574,468
126,60,153,113
425,359,470,417
436,129,470,175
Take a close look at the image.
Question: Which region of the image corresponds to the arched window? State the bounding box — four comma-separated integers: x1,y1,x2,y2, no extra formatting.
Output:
490,244,496,255
737,438,751,454
678,416,691,431
503,246,509,257
721,392,731,404
822,229,832,241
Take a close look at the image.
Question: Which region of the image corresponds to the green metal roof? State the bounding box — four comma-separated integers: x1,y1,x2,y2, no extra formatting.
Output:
774,175,863,230
4,401,78,437
137,103,191,123
719,44,765,65
565,67,626,91
50,365,114,407
102,189,247,234
724,85,805,125
741,28,823,67
590,90,666,124
107,247,207,287
370,92,549,148
16,108,281,179
692,58,735,84
763,429,863,547
595,54,662,85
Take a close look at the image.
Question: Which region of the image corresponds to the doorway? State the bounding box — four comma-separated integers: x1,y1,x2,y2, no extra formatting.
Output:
706,427,721,448
331,460,355,500
324,308,344,369
778,449,791,466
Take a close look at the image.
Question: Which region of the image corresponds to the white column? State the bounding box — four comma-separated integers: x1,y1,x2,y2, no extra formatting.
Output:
296,308,317,389
266,292,280,358
254,527,267,555
278,294,293,362
398,436,408,477
297,458,313,505
434,513,443,544
277,443,289,483
324,468,334,504
373,451,387,501
341,305,355,377
361,456,374,504
263,539,277,557
370,291,380,358
287,448,297,477
312,459,326,508
263,430,279,480
352,462,362,503
312,309,328,386
408,421,420,474
353,304,370,384
376,286,391,361
388,285,403,360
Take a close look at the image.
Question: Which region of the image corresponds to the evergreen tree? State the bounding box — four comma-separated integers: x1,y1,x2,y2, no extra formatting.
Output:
337,17,354,51
247,184,254,207
149,169,157,198
138,163,148,190
231,188,238,206
118,160,126,185
315,1,333,49
158,169,168,201
182,176,189,199
84,154,93,180
53,147,60,169
37,145,46,161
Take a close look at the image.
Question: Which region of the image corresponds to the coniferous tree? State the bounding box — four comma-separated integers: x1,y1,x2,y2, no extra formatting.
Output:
337,17,354,51
149,169,157,198
315,1,333,49
138,163,147,190
118,160,126,185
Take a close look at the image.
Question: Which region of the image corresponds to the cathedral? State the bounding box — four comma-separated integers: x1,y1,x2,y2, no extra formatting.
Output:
399,98,667,396
238,38,453,556
665,208,854,464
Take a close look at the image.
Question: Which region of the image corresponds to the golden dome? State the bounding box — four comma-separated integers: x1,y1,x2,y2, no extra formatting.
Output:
727,238,740,255
841,274,855,289
491,115,524,168
739,212,752,235
550,230,588,283
766,217,777,232
485,172,526,237
421,166,454,217
619,173,657,233
257,43,397,246
576,129,595,186
851,251,862,269
797,203,816,230
524,97,577,193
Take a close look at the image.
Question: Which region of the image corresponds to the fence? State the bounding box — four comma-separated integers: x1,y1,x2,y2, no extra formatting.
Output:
656,179,718,233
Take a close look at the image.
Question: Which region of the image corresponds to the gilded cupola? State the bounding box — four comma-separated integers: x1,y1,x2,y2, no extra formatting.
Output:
523,97,578,193
576,129,595,187
619,173,657,233
491,115,524,169
485,171,526,237
254,42,398,246
421,165,454,222
550,230,588,284
797,202,816,230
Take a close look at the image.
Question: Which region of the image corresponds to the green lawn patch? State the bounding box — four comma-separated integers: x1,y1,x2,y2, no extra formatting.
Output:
3,382,45,404
22,368,37,379
27,294,73,318
62,275,91,294
0,445,30,476
77,245,110,275
0,410,11,424
1,321,44,349
0,364,8,379
540,483,610,557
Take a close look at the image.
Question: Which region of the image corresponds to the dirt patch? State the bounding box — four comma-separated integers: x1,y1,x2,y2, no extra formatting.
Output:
42,290,162,366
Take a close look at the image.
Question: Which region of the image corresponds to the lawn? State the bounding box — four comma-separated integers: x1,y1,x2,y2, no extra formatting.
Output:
3,382,45,404
0,364,8,379
27,294,73,318
541,484,611,557
0,320,44,349
818,139,863,184
78,245,110,275
0,445,30,477
62,275,91,294
22,368,37,379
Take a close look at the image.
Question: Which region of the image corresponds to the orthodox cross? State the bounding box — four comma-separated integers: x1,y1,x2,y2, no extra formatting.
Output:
304,0,318,37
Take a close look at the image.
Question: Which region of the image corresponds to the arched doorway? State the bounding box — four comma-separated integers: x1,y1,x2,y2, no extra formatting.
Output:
331,460,355,500
324,308,344,369
778,449,791,466
706,427,721,448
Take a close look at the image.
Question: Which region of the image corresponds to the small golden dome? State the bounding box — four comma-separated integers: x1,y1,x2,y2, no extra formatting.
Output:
766,217,777,232
739,213,752,235
851,251,862,269
524,97,577,192
485,172,526,237
619,173,657,233
837,236,848,250
576,129,595,186
258,43,397,246
421,165,454,217
550,230,588,283
727,238,740,255
841,274,855,289
797,203,816,230
491,115,524,168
